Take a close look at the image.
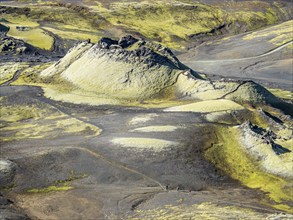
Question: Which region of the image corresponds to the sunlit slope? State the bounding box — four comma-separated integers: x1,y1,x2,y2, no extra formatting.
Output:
37,35,287,113
40,36,194,100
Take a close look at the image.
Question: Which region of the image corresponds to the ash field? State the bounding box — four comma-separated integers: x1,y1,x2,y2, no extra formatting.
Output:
0,0,293,219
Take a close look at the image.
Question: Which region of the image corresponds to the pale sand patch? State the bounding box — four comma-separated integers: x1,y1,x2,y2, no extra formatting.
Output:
111,138,177,151
164,99,243,113
130,126,178,132
129,114,159,125
205,111,229,122
43,88,121,106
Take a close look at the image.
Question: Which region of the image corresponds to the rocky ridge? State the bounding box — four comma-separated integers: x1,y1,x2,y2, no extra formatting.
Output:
0,33,34,56
41,35,199,100
40,35,288,109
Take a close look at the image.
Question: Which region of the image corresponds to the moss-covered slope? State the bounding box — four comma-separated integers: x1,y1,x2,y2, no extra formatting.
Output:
41,36,196,100
0,1,292,50
38,35,289,111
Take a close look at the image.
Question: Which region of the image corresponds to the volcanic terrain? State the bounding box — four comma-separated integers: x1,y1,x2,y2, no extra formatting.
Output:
0,1,292,219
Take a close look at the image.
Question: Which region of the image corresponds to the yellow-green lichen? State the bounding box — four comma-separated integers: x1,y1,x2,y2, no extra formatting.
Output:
43,27,101,42
243,20,293,45
26,170,88,193
0,102,101,141
0,62,29,85
1,0,288,50
205,126,292,213
27,185,73,193
6,24,54,50
165,99,244,113
268,88,292,100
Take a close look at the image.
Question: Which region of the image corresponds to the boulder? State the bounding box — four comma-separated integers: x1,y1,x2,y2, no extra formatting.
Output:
0,159,17,188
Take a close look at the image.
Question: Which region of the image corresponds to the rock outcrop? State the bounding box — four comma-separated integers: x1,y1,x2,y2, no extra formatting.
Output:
0,24,9,33
0,159,17,187
239,121,292,179
0,34,34,55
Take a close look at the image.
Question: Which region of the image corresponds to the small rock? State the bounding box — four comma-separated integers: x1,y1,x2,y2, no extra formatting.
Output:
98,37,118,49
0,196,11,206
118,35,138,48
0,159,17,188
16,26,32,31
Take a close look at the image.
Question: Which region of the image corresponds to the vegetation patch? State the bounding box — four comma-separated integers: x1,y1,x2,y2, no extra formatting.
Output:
1,1,290,50
165,99,243,113
27,185,73,193
26,170,87,193
0,62,29,84
6,24,54,50
0,105,46,123
205,126,293,213
268,88,292,101
243,20,293,45
0,100,101,141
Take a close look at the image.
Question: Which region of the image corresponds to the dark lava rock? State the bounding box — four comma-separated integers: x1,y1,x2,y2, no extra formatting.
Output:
0,163,31,220
0,24,9,33
0,159,17,188
98,37,119,49
93,35,190,71
0,209,31,220
0,35,34,55
15,26,32,32
118,35,139,48
240,121,291,155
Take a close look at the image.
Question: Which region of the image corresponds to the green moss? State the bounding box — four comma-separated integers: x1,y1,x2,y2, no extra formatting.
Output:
26,170,88,193
100,2,223,49
12,62,75,94
268,88,293,100
1,5,104,48
1,182,16,191
0,106,38,122
1,1,288,50
0,62,29,84
205,126,292,213
6,24,54,50
0,14,39,27
43,27,101,42
243,20,292,43
27,185,73,193
165,99,244,113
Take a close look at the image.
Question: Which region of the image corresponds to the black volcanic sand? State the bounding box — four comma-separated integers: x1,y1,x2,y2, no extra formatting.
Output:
178,25,293,91
0,85,285,219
